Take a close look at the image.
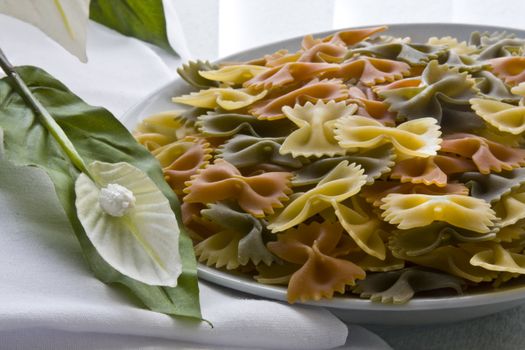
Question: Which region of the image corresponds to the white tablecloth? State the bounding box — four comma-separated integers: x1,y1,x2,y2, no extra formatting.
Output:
1,1,525,349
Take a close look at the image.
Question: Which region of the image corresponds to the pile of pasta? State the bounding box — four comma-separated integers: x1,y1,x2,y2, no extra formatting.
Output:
134,26,525,304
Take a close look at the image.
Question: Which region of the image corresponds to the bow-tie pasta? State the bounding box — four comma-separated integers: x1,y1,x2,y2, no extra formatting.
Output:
183,159,292,217
334,115,442,158
196,111,296,138
292,144,396,187
361,181,469,207
135,26,525,304
244,62,340,90
280,100,357,158
177,60,220,89
470,83,525,134
250,79,349,120
352,42,448,66
470,243,525,274
380,194,497,233
173,87,267,110
268,161,367,233
391,155,476,187
488,57,525,86
198,64,270,85
152,136,212,195
324,57,411,86
379,61,481,132
441,133,525,174
353,267,465,304
267,221,366,303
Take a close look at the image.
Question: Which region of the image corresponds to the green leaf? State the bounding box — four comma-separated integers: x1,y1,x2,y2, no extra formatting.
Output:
0,65,201,320
89,0,174,54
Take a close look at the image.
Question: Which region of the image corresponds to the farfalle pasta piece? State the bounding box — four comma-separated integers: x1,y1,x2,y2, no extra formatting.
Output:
488,57,525,86
298,42,348,63
261,49,301,67
388,223,498,258
134,111,181,150
493,183,525,227
361,181,469,207
380,194,497,233
133,110,203,150
459,168,525,203
427,37,481,72
350,42,447,65
194,229,243,270
492,272,521,288
379,61,482,132
326,57,410,86
477,39,525,60
470,31,516,47
268,161,367,232
373,77,422,93
473,70,520,103
244,62,340,90
393,245,498,282
352,267,465,304
183,159,292,217
470,243,525,274
152,136,212,195
439,50,484,73
173,87,267,111
350,250,405,272
280,100,356,158
334,115,442,158
495,220,525,243
198,64,270,85
196,111,295,138
477,126,525,148
292,144,396,187
440,133,525,174
348,86,396,126
181,202,219,241
177,60,220,89
333,196,391,260
249,79,349,120
267,221,366,303
427,36,477,55
470,86,525,134
391,154,476,187
364,34,411,46
201,203,276,266
302,26,387,49
216,135,303,170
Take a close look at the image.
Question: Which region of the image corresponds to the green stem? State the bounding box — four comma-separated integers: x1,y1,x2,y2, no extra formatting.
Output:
0,48,90,175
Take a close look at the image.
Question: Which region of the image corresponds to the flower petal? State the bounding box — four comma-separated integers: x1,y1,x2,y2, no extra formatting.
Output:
75,161,182,287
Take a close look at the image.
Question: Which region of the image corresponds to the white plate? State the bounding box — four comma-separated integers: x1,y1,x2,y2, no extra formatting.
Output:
123,23,525,325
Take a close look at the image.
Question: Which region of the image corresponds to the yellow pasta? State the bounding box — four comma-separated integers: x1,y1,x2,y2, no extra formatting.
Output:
173,88,267,110
268,161,367,233
470,83,525,134
380,194,497,233
470,243,525,274
334,115,442,158
280,100,357,158
198,64,270,85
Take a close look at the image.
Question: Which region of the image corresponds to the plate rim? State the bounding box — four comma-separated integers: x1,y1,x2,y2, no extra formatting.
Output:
123,22,525,312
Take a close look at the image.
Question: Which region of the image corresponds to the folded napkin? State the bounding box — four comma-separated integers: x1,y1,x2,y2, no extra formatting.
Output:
0,12,390,350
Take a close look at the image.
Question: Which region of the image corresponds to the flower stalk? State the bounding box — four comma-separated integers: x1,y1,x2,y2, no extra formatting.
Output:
0,48,90,175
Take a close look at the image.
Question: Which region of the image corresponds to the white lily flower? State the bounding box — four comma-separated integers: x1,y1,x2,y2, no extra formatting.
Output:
0,0,90,62
75,161,182,287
